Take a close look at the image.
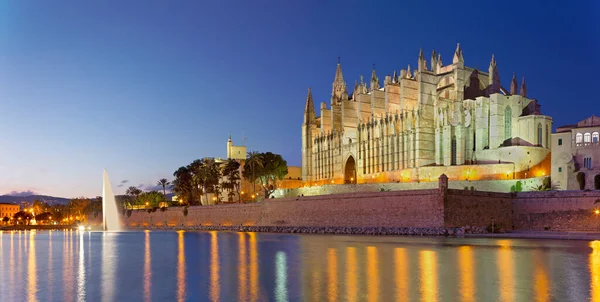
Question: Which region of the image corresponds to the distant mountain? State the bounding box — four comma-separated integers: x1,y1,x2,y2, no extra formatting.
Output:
0,195,71,205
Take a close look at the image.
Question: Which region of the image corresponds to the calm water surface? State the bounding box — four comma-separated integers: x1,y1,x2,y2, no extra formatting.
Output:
0,230,599,301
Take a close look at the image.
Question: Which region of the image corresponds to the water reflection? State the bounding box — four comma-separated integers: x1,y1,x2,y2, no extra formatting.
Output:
238,233,247,301
274,251,288,302
395,248,409,302
27,231,37,302
327,248,337,301
210,231,220,302
177,230,186,302
592,241,600,302
367,246,380,302
144,230,151,302
458,246,475,302
497,239,514,302
419,250,438,302
3,232,600,301
248,232,259,302
345,247,357,302
77,231,86,302
101,233,115,302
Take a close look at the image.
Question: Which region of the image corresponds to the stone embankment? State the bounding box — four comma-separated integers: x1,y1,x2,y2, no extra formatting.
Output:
131,225,488,236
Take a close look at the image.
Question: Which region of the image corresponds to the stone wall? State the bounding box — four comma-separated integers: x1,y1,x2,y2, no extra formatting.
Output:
125,189,444,228
122,174,600,232
445,190,513,229
513,190,600,230
272,177,545,198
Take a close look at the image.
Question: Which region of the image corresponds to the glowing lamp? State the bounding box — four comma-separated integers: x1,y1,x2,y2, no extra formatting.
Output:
331,180,334,184
77,225,85,231
596,209,600,215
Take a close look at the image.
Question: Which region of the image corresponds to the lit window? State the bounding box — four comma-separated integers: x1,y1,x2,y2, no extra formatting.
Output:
593,132,599,144
576,133,583,144
584,157,593,169
584,133,591,143
558,138,563,146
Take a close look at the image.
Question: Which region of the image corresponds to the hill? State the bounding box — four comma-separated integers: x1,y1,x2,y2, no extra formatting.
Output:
0,195,71,205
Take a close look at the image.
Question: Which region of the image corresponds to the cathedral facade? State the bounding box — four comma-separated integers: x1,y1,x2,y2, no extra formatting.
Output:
302,44,552,185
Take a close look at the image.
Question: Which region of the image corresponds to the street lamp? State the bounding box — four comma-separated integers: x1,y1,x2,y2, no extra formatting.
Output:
596,209,600,231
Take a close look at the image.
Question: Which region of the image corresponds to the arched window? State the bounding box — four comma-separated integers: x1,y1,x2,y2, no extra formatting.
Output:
584,133,591,144
546,125,549,148
504,106,512,141
593,132,599,144
451,135,457,166
537,123,542,146
576,133,583,145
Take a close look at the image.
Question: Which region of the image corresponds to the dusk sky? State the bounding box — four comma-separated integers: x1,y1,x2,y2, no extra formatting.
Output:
0,1,598,198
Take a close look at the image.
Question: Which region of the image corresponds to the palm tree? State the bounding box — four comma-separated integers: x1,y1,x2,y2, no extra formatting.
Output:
193,158,221,204
126,186,142,208
245,151,264,196
157,178,170,196
221,159,241,202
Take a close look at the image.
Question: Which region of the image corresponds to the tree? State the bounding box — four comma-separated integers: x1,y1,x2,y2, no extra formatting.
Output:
192,158,221,204
138,191,166,208
126,186,143,207
157,178,170,196
69,198,92,223
13,211,33,225
2,216,9,223
256,152,288,198
173,166,194,206
244,151,264,196
221,159,241,202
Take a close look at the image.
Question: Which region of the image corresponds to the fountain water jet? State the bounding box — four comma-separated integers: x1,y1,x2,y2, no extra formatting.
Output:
102,169,122,231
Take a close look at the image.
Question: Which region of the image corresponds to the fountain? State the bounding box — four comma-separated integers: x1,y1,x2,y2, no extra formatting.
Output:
102,169,122,231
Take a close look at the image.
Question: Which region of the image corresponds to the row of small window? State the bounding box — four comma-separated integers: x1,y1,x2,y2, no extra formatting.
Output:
575,132,599,144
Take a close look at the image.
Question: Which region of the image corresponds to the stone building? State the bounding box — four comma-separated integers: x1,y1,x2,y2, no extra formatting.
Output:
552,115,600,190
302,44,552,185
0,203,20,220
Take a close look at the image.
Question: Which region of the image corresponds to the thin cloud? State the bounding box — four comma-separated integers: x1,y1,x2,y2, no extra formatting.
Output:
120,180,129,184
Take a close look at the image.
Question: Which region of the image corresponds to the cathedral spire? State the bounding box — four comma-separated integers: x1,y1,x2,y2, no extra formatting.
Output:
392,70,397,83
304,87,316,125
406,64,412,78
418,48,426,71
331,58,347,104
452,43,464,64
520,77,527,97
510,73,518,95
488,54,500,93
431,50,437,71
370,64,380,90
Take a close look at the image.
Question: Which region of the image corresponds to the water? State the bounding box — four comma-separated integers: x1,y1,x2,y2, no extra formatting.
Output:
0,230,599,302
102,170,121,231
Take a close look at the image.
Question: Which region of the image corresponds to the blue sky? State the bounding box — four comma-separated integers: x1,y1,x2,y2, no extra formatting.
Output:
0,1,598,197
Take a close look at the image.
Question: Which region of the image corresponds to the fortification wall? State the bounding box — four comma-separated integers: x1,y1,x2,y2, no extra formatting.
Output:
121,174,600,232
445,190,513,229
512,190,600,230
125,189,444,228
273,177,545,198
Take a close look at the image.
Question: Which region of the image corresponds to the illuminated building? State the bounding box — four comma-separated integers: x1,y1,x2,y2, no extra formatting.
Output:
552,115,600,190
302,44,552,185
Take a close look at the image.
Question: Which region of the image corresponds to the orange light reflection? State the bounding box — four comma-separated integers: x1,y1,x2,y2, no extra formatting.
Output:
346,247,357,302
497,240,514,302
327,248,338,301
144,230,152,302
395,248,409,302
210,231,220,302
591,241,600,302
419,250,438,302
177,231,186,302
458,246,475,302
367,246,379,302
238,233,247,301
